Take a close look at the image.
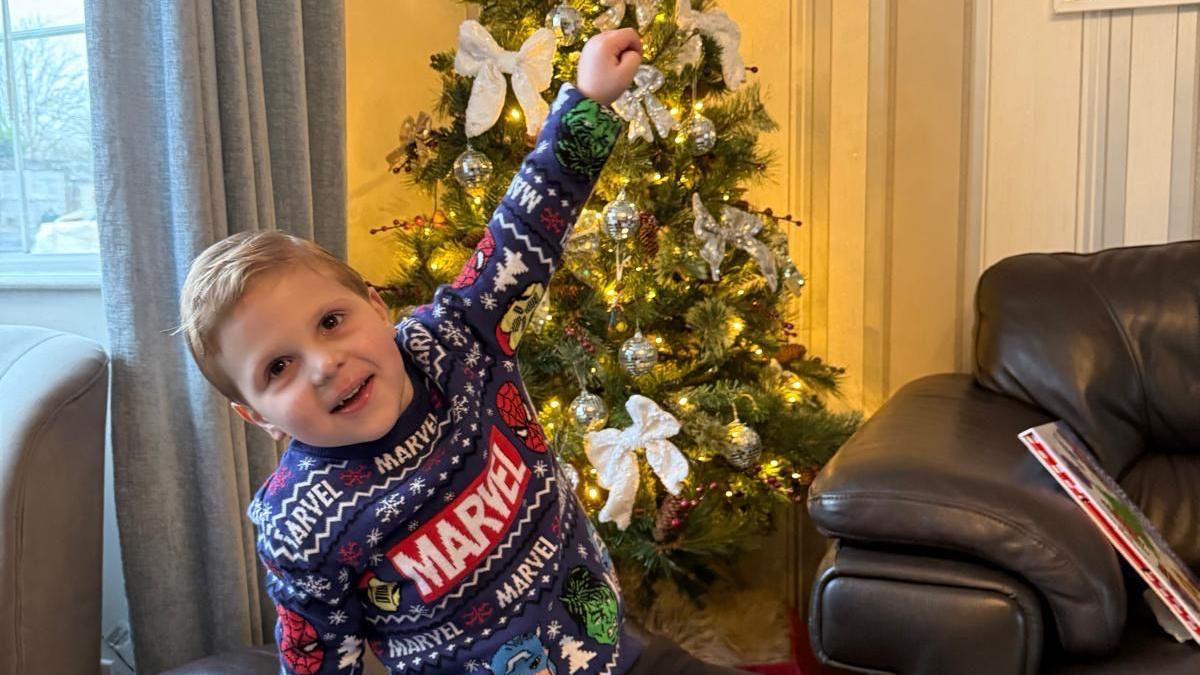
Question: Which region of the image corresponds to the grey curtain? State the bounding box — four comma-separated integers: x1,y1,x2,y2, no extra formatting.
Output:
86,1,346,671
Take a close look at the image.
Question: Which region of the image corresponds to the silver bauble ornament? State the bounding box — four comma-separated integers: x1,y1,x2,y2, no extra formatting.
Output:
559,461,580,490
569,391,609,430
619,330,658,376
602,189,639,241
724,420,762,469
452,147,494,191
545,4,584,44
780,258,807,295
685,113,717,155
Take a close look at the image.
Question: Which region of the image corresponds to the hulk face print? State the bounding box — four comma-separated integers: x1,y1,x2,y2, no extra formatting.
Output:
555,98,622,181
559,566,619,645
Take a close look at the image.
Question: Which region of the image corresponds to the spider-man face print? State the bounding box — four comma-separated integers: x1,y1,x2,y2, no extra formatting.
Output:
496,283,545,356
452,228,496,289
276,605,324,674
497,381,547,452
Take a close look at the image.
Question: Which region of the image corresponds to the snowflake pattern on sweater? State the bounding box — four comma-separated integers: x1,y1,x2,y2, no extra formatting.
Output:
248,85,642,675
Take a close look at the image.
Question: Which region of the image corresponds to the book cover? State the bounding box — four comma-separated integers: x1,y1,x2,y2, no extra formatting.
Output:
1019,421,1200,644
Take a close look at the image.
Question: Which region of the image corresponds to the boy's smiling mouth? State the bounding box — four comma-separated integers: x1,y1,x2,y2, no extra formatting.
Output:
331,375,374,414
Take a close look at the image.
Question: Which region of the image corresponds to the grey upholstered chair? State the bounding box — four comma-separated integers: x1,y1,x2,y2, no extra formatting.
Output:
0,325,109,675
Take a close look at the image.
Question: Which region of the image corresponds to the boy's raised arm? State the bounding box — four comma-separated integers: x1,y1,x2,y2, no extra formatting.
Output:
426,30,640,358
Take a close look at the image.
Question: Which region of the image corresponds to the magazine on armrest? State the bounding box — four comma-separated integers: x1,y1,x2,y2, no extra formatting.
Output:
1019,421,1200,645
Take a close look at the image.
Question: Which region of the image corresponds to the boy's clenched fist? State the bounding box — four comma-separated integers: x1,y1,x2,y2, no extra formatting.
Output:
576,28,643,106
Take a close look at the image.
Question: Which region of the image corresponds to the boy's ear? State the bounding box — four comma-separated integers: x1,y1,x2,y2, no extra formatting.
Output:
231,401,286,441
367,286,390,321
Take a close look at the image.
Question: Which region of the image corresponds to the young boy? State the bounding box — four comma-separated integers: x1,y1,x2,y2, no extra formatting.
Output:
181,29,748,675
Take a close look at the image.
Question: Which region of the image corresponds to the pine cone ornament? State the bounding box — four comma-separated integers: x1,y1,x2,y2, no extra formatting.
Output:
652,494,685,543
776,343,808,365
637,212,659,258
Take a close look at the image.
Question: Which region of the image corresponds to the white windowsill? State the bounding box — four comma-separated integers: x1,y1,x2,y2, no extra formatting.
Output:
0,252,101,290
0,273,100,289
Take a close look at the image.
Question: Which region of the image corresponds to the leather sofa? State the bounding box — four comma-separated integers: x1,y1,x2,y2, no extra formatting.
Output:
806,241,1200,674
0,325,109,675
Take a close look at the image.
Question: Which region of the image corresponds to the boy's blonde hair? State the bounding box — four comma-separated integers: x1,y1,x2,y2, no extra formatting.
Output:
179,231,371,403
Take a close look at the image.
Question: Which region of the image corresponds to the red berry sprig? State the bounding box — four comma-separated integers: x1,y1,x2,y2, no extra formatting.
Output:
564,322,598,355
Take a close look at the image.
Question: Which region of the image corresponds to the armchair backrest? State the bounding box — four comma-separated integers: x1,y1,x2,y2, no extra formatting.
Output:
973,240,1200,479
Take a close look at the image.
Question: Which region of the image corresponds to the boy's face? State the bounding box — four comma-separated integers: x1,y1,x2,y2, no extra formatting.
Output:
216,264,409,448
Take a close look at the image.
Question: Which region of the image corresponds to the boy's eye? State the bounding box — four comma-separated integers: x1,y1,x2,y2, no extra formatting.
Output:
267,358,289,380
320,312,343,330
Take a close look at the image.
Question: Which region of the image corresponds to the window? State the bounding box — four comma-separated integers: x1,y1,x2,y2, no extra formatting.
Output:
0,0,96,287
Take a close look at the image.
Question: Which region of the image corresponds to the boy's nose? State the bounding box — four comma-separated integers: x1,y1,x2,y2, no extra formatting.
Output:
310,350,345,385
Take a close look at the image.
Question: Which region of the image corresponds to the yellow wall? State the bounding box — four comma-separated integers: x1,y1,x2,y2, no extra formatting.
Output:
795,1,976,413
345,1,471,284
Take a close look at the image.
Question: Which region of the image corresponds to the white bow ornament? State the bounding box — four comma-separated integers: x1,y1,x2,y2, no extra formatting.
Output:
692,193,779,292
585,395,690,530
611,65,678,144
595,0,660,31
454,20,557,138
675,0,746,91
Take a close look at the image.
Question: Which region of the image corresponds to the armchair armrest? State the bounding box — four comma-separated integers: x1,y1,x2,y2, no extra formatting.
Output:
811,543,1045,675
0,325,109,675
808,374,1125,654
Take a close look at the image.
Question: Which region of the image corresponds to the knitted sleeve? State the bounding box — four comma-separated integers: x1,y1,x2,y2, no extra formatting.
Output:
421,84,622,358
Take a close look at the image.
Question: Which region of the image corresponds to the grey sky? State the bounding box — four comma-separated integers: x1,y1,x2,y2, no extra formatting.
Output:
10,0,84,30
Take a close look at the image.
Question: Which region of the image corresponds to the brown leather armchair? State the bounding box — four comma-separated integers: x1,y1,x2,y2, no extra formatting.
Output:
806,241,1200,674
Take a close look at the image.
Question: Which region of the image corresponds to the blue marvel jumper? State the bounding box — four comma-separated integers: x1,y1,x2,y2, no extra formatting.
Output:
248,84,643,675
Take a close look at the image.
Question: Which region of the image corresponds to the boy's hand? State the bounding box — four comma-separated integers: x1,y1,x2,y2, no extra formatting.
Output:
577,28,643,106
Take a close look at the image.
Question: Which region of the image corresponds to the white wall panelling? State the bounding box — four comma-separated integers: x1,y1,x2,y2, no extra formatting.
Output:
807,0,1199,410
1169,7,1200,241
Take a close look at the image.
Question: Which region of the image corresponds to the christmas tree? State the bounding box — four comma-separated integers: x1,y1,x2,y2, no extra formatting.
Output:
374,0,859,599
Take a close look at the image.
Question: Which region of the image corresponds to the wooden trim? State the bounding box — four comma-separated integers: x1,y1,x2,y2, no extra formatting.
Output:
959,0,990,372
1103,11,1133,247
862,0,895,410
791,0,814,349
1123,8,1177,244
1169,6,1199,240
784,0,803,615
1075,13,1112,252
808,0,832,361
1055,0,1200,14
826,0,870,409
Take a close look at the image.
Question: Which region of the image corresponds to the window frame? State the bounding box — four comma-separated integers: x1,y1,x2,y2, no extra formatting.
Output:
0,2,97,289
1054,0,1200,13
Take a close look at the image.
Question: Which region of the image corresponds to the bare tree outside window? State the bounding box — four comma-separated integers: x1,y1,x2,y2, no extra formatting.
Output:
4,35,91,161
0,11,96,257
